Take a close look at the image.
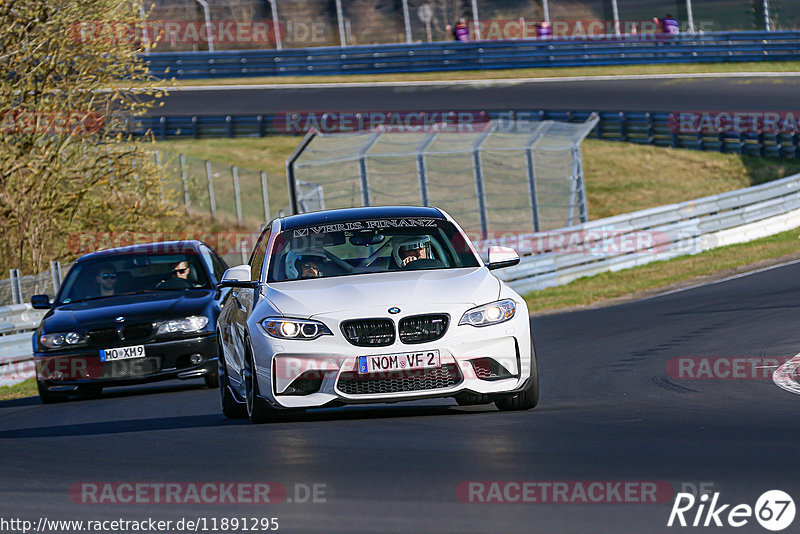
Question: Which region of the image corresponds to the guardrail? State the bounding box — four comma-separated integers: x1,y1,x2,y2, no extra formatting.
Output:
145,31,800,79
0,304,43,387
495,172,800,294
136,110,800,160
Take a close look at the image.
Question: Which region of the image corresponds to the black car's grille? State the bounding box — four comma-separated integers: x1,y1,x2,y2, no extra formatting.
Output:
87,327,121,348
102,357,161,378
341,319,395,347
122,323,154,342
337,364,461,395
399,314,449,344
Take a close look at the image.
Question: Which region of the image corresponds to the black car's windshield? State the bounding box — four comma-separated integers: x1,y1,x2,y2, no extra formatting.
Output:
268,217,480,282
57,252,211,305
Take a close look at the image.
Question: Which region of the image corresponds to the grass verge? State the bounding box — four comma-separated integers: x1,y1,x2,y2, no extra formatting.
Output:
0,378,37,401
524,227,800,313
140,61,800,87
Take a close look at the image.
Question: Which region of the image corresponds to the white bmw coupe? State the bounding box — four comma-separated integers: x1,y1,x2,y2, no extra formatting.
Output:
216,206,538,422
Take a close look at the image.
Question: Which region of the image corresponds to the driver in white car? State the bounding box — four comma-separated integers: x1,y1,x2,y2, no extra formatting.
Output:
393,235,432,267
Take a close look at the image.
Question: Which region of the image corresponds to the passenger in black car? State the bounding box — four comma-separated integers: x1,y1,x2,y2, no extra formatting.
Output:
95,263,118,296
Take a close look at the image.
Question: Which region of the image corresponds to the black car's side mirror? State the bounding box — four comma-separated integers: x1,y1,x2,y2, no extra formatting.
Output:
31,294,52,309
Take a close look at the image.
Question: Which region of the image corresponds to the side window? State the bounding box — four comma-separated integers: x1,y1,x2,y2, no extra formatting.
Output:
249,228,271,282
199,245,228,281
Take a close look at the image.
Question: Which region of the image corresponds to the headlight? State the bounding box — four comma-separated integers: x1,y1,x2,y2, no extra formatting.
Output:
156,316,210,335
459,299,516,327
261,318,332,340
40,332,84,349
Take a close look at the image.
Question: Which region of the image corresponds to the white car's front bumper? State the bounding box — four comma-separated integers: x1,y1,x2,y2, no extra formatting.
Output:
248,302,532,409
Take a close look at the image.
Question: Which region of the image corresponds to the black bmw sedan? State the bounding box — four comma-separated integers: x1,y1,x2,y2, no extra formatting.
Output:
31,241,229,403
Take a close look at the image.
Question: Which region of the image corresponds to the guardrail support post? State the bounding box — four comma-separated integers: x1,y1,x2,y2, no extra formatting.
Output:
261,171,270,222
357,132,382,207
525,149,541,232
206,160,216,220
232,165,243,225
9,269,21,305
573,146,589,223
471,125,495,240
50,261,62,294
180,154,191,214
415,132,437,206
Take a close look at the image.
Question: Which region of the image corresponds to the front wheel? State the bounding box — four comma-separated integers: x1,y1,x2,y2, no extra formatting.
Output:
243,344,276,424
37,381,67,404
219,349,246,419
494,340,539,412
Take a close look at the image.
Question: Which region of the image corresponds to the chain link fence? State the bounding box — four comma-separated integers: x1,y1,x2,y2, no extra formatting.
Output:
288,116,599,238
154,151,291,227
146,0,800,51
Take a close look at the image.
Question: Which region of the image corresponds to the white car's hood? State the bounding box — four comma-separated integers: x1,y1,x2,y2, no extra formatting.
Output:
263,267,500,318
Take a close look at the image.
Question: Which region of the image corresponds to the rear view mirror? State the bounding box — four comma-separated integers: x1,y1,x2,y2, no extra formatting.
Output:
31,294,52,309
487,246,520,270
217,265,258,289
350,233,385,246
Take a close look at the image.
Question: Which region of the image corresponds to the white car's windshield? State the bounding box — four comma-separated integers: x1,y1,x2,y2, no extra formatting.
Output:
268,218,480,282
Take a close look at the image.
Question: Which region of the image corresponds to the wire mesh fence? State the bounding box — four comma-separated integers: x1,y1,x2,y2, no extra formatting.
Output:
152,151,289,228
144,0,800,52
289,115,598,238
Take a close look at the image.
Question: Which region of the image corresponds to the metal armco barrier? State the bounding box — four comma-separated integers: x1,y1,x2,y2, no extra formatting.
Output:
136,110,800,160
494,172,800,294
145,31,800,79
0,304,43,387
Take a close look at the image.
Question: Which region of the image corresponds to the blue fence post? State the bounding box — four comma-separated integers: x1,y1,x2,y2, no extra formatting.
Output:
619,112,628,142
226,115,234,138
257,115,264,137
192,116,199,139
159,116,167,140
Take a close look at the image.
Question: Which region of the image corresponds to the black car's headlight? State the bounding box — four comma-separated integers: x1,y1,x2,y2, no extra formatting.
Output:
261,318,332,340
156,316,210,335
40,332,85,350
459,299,516,327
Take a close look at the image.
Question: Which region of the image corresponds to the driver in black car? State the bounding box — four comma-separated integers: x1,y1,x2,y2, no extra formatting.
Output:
157,260,193,289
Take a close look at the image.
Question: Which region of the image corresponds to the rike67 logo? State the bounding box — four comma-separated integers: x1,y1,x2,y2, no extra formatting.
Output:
668,490,795,531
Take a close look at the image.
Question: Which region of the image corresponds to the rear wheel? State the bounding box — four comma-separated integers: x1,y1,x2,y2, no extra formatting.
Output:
37,381,67,404
494,340,539,412
219,351,247,419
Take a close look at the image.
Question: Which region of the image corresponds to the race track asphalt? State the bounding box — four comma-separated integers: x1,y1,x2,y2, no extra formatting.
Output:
152,75,800,116
3,261,800,533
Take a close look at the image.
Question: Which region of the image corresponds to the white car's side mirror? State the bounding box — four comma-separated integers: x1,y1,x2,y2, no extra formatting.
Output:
218,265,258,289
487,246,520,270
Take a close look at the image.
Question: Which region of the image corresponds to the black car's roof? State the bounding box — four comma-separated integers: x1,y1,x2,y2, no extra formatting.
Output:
279,206,445,231
76,240,202,262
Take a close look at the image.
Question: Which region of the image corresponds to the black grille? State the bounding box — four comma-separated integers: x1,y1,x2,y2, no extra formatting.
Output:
122,323,154,342
399,314,449,344
102,357,160,378
341,319,395,347
337,364,461,395
87,327,120,348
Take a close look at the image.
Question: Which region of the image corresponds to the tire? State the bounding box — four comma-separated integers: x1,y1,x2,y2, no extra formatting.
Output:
494,339,539,412
77,385,103,398
219,350,247,419
204,367,220,389
243,343,276,424
455,392,491,406
37,381,67,404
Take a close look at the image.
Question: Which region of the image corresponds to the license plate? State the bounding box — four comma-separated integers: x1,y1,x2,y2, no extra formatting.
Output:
100,345,146,362
358,350,441,374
